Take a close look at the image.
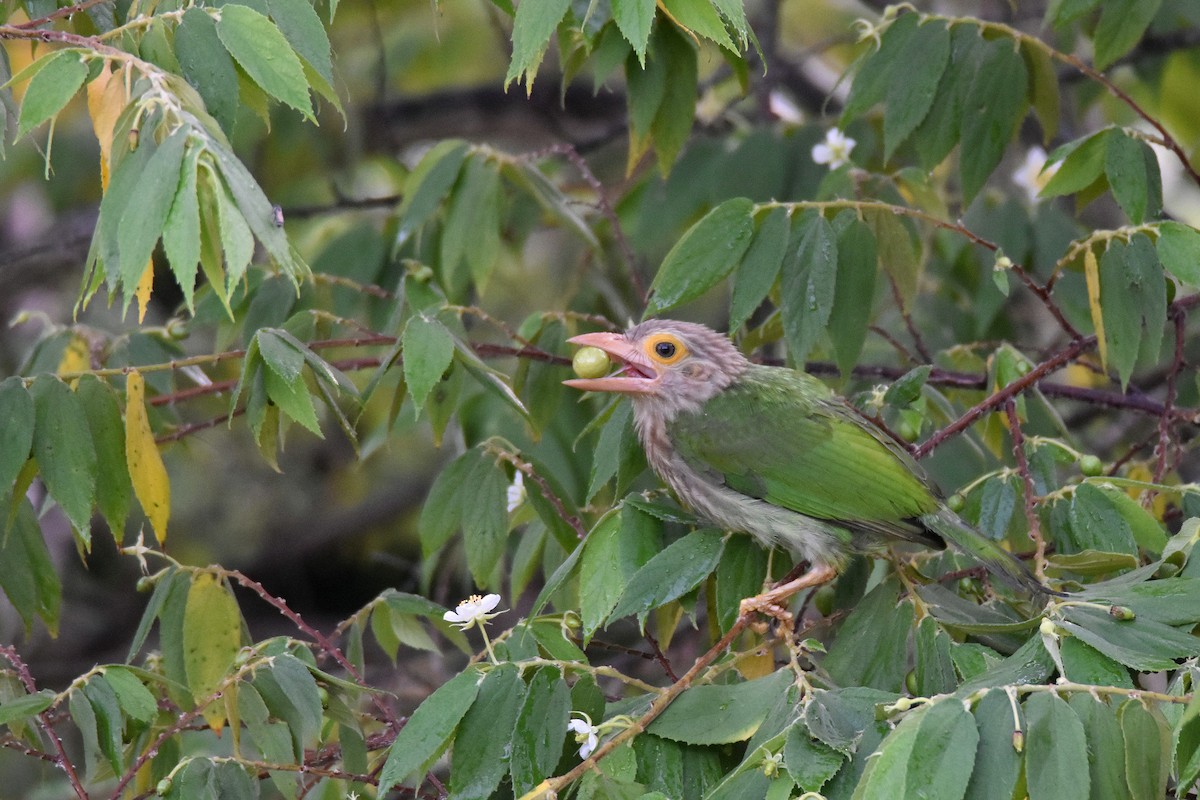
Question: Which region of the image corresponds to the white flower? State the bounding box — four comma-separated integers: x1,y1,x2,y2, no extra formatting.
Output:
443,594,504,630
768,90,804,125
567,715,600,759
1011,146,1059,203
506,472,526,513
812,128,856,169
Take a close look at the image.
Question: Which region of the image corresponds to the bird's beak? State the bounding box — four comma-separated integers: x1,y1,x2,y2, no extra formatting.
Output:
562,332,661,394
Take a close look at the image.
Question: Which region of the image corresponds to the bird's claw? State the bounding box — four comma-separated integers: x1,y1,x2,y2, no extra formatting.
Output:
739,596,794,628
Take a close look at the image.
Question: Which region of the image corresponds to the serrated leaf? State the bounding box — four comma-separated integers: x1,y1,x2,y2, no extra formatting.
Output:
183,572,242,733
395,139,470,246
963,690,1021,800
829,215,877,377
176,7,240,134
31,375,97,534
402,315,455,415
608,528,725,627
1093,0,1163,71
1042,129,1110,198
842,12,919,121
1025,692,1090,800
162,148,201,312
1105,132,1156,224
102,666,157,724
784,723,843,793
1099,235,1166,388
257,329,304,383
461,451,509,588
266,0,333,84
659,0,736,51
612,0,654,63
729,205,788,330
960,38,1029,205
714,534,769,632
883,19,950,159
510,667,570,796
823,578,913,692
1067,693,1128,800
651,668,791,745
504,0,572,92
116,127,188,297
1022,40,1059,143
781,211,837,365
450,664,526,800
0,376,34,493
216,4,313,119
263,364,323,436
0,500,62,635
125,370,171,544
1057,606,1200,671
647,197,755,314
17,50,88,138
0,689,55,727
76,375,132,535
580,504,660,638
440,155,502,294
1119,699,1169,800
647,24,697,174
1156,221,1200,286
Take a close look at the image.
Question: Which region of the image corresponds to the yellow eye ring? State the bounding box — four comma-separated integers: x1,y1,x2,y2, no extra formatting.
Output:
645,334,687,364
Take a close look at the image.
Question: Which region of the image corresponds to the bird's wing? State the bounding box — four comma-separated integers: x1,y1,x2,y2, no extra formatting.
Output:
668,368,940,525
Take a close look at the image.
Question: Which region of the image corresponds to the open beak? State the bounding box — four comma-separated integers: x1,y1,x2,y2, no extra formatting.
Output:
562,332,661,394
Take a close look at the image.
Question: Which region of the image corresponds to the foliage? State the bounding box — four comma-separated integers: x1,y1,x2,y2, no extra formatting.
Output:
4,0,1200,798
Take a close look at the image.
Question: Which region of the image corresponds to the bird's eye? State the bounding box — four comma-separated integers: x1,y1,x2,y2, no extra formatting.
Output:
645,334,687,364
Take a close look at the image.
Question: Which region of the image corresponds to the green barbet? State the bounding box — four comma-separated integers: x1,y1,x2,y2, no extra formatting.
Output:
564,320,1049,612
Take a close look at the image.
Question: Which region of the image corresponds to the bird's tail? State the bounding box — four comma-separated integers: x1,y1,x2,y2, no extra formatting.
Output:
919,507,1059,596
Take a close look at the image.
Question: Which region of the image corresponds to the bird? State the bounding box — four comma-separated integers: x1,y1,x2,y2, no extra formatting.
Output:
563,319,1051,615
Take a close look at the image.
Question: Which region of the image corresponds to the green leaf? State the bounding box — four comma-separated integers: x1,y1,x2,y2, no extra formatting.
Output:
1175,693,1200,795
1059,637,1133,688
650,668,792,745
883,19,950,159
1065,483,1138,555
963,690,1021,800
608,528,725,627
956,634,1055,694
116,127,189,294
729,206,789,330
884,364,932,407
1024,692,1090,800
252,653,323,757
0,500,62,635
823,578,913,692
75,375,132,535
714,534,769,632
1105,132,1159,224
659,0,736,51
1156,221,1200,286
1082,577,1200,626
440,155,502,294
784,723,843,793
396,140,470,245
162,149,201,312
175,8,240,134
102,666,157,724
378,666,484,791
842,12,919,121
216,4,313,119
510,667,570,796
580,505,660,639
647,25,697,174
1118,699,1169,800
905,699,979,799
263,365,323,436
851,703,925,799
914,616,956,696
960,38,1029,205
266,0,333,84
781,211,837,366
1042,130,1111,199
0,376,34,493
418,450,475,555
82,677,122,776
911,23,980,169
1057,606,1200,671
1067,694,1128,800
0,689,55,727
612,0,654,64
503,161,598,248
402,315,455,415
460,450,509,588
30,375,97,534
1022,40,1059,143
647,197,755,315
1093,0,1163,70
17,50,88,138
1099,235,1166,388
257,329,305,383
67,686,103,778
504,0,572,91
829,214,877,378
450,664,526,800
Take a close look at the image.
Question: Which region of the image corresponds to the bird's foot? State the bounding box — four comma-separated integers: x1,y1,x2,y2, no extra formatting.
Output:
737,563,839,624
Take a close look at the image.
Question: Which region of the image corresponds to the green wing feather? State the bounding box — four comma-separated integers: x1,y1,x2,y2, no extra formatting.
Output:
668,366,940,527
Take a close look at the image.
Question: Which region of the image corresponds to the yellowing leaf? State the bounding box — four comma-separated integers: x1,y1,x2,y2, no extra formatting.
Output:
135,260,154,323
86,65,128,191
56,334,90,379
1084,247,1106,371
183,572,242,734
125,370,170,544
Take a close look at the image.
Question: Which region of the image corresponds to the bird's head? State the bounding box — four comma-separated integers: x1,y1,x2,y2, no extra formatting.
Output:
563,320,750,414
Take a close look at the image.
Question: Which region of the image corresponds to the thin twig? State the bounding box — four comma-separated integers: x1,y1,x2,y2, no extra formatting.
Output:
0,647,87,800
886,272,933,363
1004,399,1046,580
1154,310,1187,484
487,447,588,540
641,632,679,682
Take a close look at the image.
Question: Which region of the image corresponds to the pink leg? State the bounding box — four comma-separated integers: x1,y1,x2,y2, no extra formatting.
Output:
739,563,838,620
